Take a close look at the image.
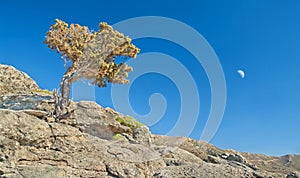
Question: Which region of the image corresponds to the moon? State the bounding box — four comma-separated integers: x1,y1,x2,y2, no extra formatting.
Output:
237,70,245,78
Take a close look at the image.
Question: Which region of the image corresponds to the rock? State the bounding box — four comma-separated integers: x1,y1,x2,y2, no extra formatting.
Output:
207,155,222,164
0,64,39,95
133,126,151,145
153,163,257,178
0,109,166,177
22,109,48,118
0,101,298,178
221,152,229,159
0,94,55,112
66,101,132,140
226,153,247,164
0,65,299,177
287,172,299,178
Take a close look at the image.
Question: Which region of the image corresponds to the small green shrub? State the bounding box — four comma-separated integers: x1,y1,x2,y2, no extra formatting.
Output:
33,89,53,95
111,133,128,142
115,116,144,130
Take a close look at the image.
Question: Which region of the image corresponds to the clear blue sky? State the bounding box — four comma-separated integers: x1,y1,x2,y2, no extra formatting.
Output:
1,0,299,156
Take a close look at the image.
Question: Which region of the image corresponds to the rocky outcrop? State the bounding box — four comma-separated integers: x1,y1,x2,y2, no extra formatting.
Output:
1,97,299,178
0,64,300,177
0,65,39,95
0,107,164,178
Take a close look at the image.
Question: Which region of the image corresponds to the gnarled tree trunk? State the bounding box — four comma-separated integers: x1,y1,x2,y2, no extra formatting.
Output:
54,66,76,119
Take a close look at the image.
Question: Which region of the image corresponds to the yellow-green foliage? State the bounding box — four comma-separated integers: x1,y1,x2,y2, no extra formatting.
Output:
33,89,53,95
44,19,140,88
116,116,144,130
111,133,128,142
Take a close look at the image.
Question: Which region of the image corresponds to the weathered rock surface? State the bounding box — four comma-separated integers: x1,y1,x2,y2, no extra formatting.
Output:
0,64,299,177
0,65,39,95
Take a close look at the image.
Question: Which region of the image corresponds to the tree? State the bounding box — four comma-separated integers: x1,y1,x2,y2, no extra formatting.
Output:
44,19,140,118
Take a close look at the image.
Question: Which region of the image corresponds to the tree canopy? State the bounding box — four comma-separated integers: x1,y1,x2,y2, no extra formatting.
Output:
44,19,140,117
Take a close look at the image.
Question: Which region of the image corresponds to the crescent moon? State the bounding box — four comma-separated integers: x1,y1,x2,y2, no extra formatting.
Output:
237,70,245,78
